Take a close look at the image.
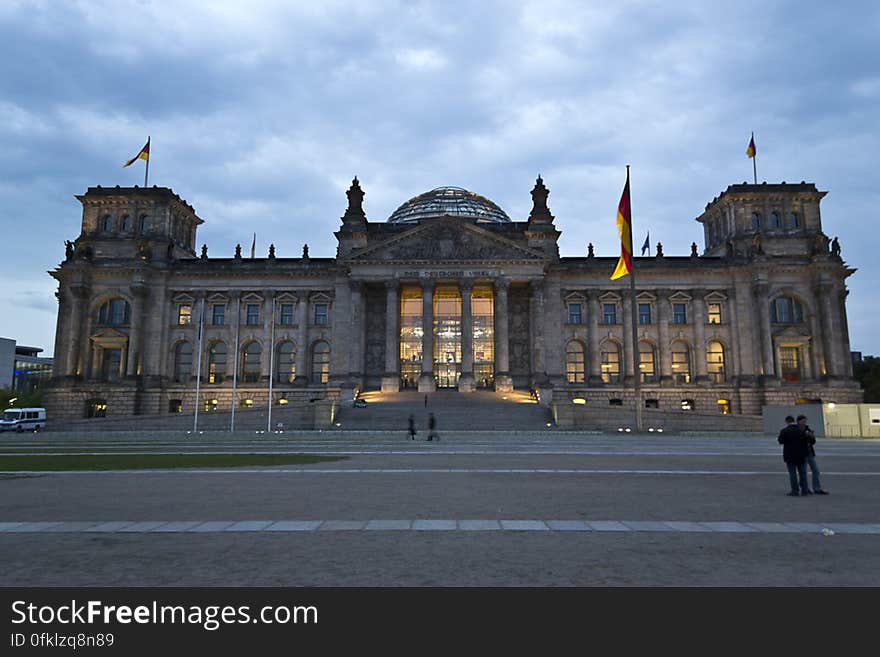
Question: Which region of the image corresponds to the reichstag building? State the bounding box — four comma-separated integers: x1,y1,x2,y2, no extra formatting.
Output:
45,175,862,422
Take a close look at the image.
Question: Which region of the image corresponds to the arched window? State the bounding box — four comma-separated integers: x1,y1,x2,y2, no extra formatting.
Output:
671,341,691,384
173,342,193,383
98,299,131,326
771,296,804,324
311,341,330,384
139,215,149,233
121,215,132,232
242,342,261,383
276,342,296,384
788,212,799,229
565,341,585,384
707,341,726,383
100,215,113,232
751,212,761,231
771,211,780,229
208,342,226,384
638,341,656,383
600,342,620,383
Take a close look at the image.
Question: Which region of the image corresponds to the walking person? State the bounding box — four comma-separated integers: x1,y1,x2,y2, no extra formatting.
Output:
427,412,438,441
778,415,809,496
798,414,829,494
407,414,417,440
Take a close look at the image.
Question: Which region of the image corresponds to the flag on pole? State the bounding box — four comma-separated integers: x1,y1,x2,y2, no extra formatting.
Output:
123,138,150,167
746,132,756,158
610,169,633,280
641,231,650,256
250,233,256,259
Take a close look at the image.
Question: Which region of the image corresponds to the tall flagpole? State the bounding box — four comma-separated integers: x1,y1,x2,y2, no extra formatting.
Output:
144,136,150,187
231,296,240,432
193,297,205,433
626,166,643,432
267,295,276,433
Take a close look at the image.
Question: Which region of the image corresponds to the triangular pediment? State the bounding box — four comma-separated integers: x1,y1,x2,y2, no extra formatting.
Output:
350,217,546,263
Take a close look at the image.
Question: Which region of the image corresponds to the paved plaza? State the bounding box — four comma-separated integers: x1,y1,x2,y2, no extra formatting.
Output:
2,430,880,586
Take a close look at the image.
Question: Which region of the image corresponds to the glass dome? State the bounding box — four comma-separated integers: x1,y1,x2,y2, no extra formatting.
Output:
387,186,510,224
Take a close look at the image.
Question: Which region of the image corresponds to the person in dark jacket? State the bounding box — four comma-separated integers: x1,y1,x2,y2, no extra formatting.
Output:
798,414,829,494
778,415,809,496
407,414,416,440
427,412,438,441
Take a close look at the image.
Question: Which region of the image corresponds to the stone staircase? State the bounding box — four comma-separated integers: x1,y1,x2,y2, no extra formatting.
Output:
335,390,553,432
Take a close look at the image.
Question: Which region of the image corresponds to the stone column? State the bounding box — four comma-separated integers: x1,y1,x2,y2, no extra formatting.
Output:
458,280,475,392
294,290,310,386
349,281,364,381
657,292,672,385
127,279,148,377
381,281,400,392
494,279,513,392
818,283,839,378
529,281,547,384
808,286,826,379
753,282,777,382
839,289,854,378
692,292,708,384
418,280,436,392
67,285,89,377
587,292,602,386
261,290,275,381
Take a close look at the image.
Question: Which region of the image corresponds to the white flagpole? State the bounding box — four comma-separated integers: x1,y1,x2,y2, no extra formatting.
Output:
193,297,205,433
267,296,276,433
231,296,240,432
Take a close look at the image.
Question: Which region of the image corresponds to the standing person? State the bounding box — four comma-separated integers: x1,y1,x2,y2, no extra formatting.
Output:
424,394,428,408
778,415,809,496
427,412,438,441
407,414,417,440
798,414,829,494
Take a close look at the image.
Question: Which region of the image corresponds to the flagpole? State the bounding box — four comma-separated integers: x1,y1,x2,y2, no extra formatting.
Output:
193,297,205,434
144,136,150,187
752,152,757,185
626,165,643,432
267,295,276,433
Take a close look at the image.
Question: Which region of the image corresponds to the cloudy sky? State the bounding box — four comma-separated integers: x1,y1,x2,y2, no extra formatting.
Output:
1,0,878,357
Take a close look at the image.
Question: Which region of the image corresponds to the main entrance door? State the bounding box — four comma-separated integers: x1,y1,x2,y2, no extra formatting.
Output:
435,362,460,388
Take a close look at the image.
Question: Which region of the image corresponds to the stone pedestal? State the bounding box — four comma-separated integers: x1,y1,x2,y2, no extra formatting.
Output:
494,374,513,392
418,373,436,392
457,373,476,392
381,374,400,393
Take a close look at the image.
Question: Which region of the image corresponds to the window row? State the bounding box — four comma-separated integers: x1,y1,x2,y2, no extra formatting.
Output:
175,302,329,327
172,340,330,385
564,340,727,385
98,213,151,234
565,301,723,325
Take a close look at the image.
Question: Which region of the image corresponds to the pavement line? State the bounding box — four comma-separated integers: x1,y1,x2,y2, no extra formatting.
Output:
2,468,879,476
0,520,877,535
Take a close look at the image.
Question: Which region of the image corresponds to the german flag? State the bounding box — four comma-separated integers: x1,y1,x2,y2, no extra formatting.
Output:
610,169,633,280
123,138,150,167
746,132,756,159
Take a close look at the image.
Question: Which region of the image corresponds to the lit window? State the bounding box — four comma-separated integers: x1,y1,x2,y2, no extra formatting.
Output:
707,302,722,324
177,304,192,326
601,343,620,383
311,341,330,384
671,343,690,384
638,342,656,383
208,342,226,384
276,342,296,384
707,341,726,383
168,400,182,414
717,398,731,414
566,341,585,383
780,346,802,382
204,399,218,412
681,399,695,411
567,303,582,324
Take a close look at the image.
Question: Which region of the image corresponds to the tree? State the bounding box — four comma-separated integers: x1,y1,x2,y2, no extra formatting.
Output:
853,356,880,403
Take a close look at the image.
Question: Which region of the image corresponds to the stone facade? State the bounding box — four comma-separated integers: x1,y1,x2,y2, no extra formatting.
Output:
44,178,862,423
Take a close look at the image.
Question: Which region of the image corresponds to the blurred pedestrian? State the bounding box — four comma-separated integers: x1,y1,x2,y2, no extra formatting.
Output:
408,414,416,440
427,412,438,441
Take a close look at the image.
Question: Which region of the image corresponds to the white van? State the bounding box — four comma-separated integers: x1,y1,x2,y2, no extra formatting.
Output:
0,407,47,433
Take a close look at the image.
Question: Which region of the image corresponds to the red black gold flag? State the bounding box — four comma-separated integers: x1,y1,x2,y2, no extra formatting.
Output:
610,169,633,280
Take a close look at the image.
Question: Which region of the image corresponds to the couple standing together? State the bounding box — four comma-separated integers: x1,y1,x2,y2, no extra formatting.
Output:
777,414,829,497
